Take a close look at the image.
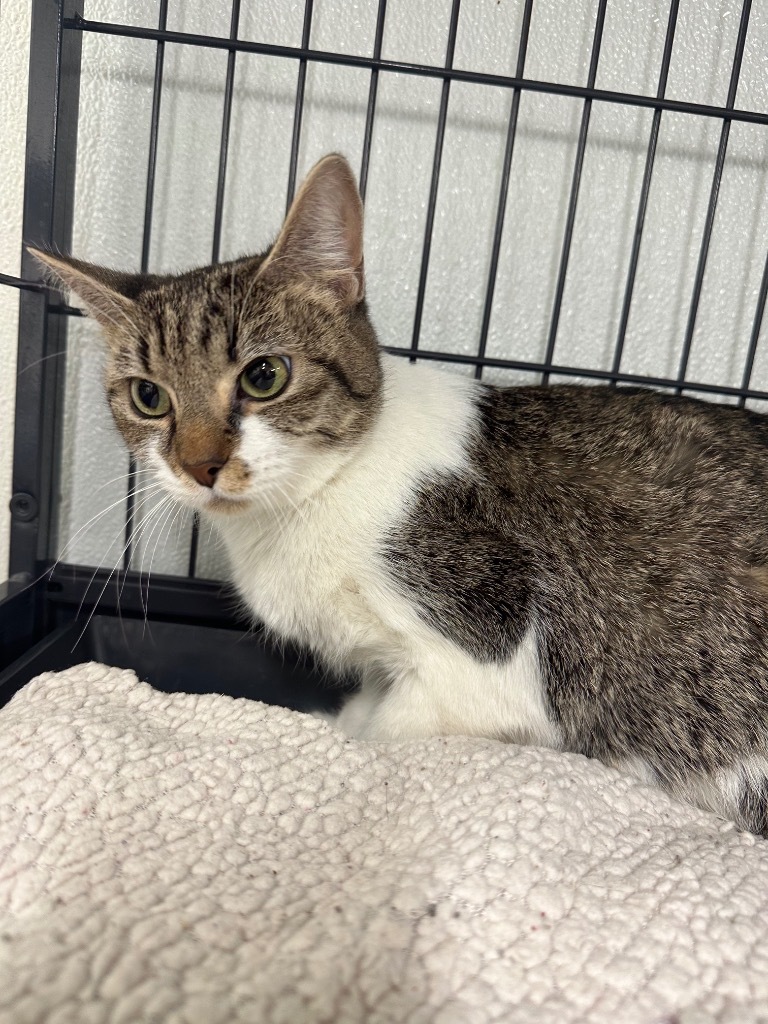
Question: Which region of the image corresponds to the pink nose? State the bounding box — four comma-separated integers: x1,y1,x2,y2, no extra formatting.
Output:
184,461,226,488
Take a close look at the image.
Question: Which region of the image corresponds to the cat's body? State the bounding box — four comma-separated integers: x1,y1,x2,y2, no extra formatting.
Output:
218,354,768,835
33,154,768,836
216,354,558,749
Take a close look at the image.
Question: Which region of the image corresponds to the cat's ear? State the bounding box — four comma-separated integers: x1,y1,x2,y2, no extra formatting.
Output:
27,247,140,333
258,153,365,306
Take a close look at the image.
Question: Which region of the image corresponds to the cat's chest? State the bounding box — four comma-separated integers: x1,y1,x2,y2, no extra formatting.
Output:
220,497,401,663
216,355,483,664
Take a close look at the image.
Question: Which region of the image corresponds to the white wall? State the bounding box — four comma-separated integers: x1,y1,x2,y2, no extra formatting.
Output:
2,0,768,583
0,0,32,582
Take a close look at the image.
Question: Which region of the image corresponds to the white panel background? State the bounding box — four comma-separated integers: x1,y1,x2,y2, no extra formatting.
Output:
1,0,768,583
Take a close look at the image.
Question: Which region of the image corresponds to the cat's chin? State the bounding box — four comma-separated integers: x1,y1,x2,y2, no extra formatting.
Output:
160,488,254,517
167,491,253,518
203,494,253,515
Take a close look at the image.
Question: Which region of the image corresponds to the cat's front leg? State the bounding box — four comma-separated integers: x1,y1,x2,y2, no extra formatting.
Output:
335,684,387,738
308,707,344,728
325,671,441,742
307,671,385,737
309,683,384,738
309,660,413,740
320,638,558,746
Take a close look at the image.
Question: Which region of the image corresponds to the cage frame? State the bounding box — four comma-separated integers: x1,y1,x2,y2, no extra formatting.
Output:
2,0,768,672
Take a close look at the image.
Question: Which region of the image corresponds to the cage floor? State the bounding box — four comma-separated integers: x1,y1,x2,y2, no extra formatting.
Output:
0,614,341,714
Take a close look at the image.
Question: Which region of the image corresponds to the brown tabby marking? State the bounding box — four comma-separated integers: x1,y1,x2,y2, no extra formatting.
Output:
30,156,382,498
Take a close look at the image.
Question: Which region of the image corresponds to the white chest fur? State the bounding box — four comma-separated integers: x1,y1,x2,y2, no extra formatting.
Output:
215,357,560,748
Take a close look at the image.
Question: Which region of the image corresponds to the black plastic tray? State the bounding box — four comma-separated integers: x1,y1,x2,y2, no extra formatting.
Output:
0,614,344,714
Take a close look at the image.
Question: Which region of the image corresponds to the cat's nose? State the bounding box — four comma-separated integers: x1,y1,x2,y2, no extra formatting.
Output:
184,460,226,488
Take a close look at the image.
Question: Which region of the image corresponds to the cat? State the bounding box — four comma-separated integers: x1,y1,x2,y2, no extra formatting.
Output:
32,153,768,837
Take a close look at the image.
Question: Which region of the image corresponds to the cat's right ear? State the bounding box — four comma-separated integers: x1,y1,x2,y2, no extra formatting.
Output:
27,247,139,334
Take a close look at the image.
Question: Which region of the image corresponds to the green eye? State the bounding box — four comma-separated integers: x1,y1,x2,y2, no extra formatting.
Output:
130,379,171,417
239,356,291,401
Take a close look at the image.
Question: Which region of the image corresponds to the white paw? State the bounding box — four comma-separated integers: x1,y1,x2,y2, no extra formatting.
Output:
307,708,341,729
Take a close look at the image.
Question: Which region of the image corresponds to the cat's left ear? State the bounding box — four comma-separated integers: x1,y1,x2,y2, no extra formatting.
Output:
258,153,365,307
27,247,140,334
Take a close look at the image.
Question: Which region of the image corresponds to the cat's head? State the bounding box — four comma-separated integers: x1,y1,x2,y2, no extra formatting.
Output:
30,154,382,516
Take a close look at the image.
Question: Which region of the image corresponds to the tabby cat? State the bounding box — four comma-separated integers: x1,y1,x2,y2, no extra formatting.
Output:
33,154,768,836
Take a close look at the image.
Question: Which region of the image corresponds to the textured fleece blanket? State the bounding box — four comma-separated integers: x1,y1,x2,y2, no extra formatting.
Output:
1,665,768,1024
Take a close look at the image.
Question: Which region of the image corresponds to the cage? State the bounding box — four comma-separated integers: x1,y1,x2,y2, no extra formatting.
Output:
1,0,768,707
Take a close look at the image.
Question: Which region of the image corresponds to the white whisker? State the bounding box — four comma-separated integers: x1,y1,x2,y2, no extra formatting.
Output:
16,350,68,378
135,495,175,618
24,481,166,603
119,493,173,612
79,491,167,614
140,498,178,636
71,492,170,651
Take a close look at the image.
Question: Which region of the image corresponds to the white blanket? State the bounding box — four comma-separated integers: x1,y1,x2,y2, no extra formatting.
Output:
1,664,767,1024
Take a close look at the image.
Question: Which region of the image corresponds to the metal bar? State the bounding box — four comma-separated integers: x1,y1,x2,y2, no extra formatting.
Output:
675,0,752,391
46,564,249,626
474,0,534,379
0,273,47,293
210,0,241,263
738,248,768,407
11,0,84,583
380,344,768,402
49,301,84,317
541,0,608,384
186,521,201,580
359,0,388,200
125,0,169,572
410,0,462,353
612,0,679,376
0,577,46,674
63,17,768,129
186,0,242,579
140,0,168,274
286,0,314,210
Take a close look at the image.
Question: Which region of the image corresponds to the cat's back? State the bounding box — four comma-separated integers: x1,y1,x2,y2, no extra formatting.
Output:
473,383,768,541
478,382,768,478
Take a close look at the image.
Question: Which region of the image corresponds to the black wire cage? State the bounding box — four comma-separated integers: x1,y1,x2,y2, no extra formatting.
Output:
1,0,768,703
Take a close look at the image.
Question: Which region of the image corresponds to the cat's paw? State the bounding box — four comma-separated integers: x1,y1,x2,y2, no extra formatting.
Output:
306,689,381,739
307,708,341,729
335,687,381,740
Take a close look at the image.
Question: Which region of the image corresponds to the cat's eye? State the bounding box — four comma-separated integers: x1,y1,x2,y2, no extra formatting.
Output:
130,379,171,418
239,356,291,401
